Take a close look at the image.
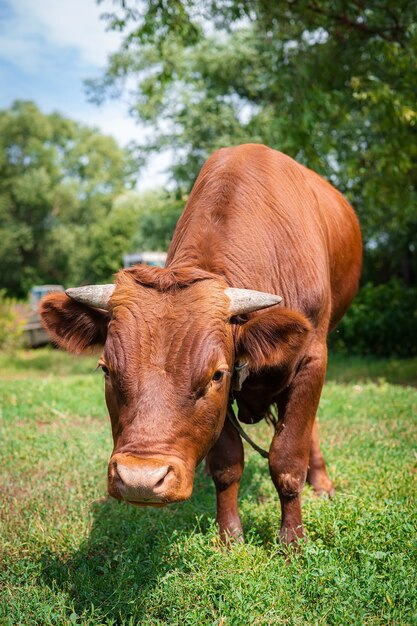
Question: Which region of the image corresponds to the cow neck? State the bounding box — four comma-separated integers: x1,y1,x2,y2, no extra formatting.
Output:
227,361,270,460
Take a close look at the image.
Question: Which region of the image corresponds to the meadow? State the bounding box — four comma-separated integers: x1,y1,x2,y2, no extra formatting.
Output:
1,349,416,625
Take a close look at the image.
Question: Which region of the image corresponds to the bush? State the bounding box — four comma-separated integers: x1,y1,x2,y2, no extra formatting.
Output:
0,291,25,350
329,281,417,358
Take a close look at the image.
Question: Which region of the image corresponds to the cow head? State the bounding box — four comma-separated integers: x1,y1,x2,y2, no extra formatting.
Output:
40,265,310,506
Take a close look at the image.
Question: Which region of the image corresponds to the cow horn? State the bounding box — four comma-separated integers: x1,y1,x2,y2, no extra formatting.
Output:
65,284,115,310
225,288,282,315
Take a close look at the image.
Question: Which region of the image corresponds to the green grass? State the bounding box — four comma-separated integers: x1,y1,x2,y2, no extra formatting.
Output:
1,349,416,625
326,354,417,387
0,347,98,378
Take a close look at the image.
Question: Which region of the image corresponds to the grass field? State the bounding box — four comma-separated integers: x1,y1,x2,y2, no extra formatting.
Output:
1,348,416,625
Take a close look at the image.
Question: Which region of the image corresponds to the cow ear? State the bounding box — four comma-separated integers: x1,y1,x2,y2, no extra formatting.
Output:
236,308,312,371
40,292,109,354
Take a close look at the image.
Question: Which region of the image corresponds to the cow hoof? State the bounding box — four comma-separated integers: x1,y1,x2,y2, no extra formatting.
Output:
216,512,244,546
279,525,306,550
218,525,244,547
313,485,336,498
307,471,335,498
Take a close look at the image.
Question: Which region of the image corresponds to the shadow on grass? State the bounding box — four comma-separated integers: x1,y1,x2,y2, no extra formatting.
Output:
40,455,268,623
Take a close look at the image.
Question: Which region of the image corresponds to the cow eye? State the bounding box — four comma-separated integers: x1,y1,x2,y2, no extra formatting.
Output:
99,363,110,377
212,370,224,382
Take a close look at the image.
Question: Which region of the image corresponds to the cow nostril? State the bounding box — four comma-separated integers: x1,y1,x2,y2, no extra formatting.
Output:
154,465,173,490
110,460,121,482
109,454,192,505
112,460,175,500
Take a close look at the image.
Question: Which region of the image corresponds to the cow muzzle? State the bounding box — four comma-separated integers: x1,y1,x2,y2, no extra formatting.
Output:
108,453,193,506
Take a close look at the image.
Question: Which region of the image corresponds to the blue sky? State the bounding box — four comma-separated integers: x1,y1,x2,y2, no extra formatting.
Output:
0,0,169,188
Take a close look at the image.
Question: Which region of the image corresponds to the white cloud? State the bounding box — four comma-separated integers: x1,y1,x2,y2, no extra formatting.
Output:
73,102,172,190
74,101,141,144
0,0,172,188
21,0,122,66
0,0,122,71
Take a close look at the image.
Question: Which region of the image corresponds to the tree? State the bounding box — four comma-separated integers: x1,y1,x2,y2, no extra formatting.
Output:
90,1,417,286
0,101,138,296
85,189,183,282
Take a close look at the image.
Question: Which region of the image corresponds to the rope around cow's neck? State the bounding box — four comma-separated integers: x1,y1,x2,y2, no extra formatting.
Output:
227,360,270,459
227,403,270,459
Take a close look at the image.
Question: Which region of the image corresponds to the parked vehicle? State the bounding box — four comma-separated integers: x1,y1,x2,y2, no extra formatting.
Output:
123,251,167,269
24,285,64,347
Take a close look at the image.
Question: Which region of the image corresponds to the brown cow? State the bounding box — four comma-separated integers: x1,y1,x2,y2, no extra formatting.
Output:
41,144,362,545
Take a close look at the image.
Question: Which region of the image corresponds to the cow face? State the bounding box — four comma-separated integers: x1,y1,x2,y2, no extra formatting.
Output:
103,270,235,506
40,266,310,507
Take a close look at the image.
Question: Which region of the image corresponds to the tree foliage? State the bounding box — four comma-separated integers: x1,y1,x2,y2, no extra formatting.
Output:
329,280,417,358
86,189,183,281
90,0,417,286
0,101,140,296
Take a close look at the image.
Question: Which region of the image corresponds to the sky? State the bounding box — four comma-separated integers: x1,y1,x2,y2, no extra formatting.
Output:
0,0,169,189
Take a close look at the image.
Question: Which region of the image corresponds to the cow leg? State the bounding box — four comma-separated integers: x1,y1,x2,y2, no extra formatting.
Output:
269,343,327,545
307,418,335,497
206,416,244,543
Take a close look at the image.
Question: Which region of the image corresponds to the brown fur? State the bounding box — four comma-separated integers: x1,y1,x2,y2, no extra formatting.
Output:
236,308,312,371
40,293,109,354
122,264,219,292
40,144,362,545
